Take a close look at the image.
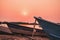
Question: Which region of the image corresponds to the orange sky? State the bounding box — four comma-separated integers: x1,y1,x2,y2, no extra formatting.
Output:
0,0,60,23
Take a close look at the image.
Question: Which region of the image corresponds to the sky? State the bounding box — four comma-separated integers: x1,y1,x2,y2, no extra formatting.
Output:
0,0,60,23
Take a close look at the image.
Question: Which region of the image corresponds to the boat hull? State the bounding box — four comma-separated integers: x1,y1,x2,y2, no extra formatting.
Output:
34,17,60,40
6,22,47,36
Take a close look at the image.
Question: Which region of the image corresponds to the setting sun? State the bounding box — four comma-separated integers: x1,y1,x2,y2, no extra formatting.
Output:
0,0,60,22
21,9,29,16
22,11,28,16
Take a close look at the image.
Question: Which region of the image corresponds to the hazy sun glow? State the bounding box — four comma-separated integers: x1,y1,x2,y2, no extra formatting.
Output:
0,0,60,22
22,11,28,16
21,9,29,16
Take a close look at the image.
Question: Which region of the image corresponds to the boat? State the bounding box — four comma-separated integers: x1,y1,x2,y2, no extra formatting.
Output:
3,22,47,37
34,17,60,40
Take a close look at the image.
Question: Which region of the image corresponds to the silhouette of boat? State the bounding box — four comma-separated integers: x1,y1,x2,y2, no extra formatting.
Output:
34,17,60,40
3,22,47,37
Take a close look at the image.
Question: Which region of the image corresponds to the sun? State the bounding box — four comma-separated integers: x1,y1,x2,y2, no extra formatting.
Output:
23,11,28,16
22,9,28,16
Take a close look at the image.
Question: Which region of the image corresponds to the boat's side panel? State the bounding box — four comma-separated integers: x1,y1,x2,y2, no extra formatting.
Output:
6,23,33,31
34,17,60,40
6,22,47,36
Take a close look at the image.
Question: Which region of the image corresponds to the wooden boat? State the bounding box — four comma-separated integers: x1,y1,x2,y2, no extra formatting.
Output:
34,17,60,40
3,22,47,37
